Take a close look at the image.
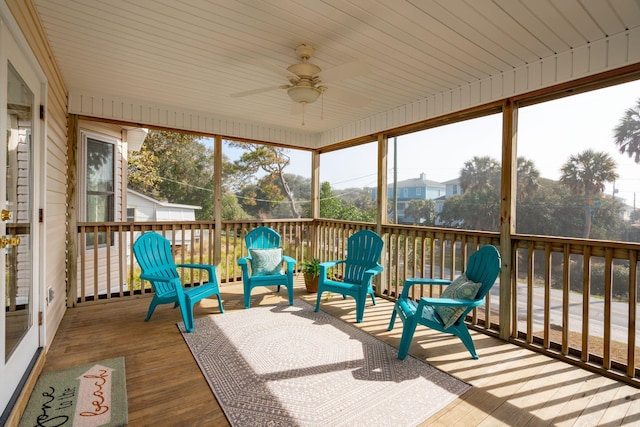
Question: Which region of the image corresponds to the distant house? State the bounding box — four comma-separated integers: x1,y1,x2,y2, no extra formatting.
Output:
127,189,201,246
434,177,462,221
373,173,446,223
127,189,200,222
443,177,463,198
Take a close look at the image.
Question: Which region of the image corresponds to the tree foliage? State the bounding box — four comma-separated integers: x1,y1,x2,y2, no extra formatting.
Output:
439,190,500,231
404,199,436,225
459,156,501,193
613,98,640,163
560,149,618,238
128,130,216,219
228,141,301,218
128,130,248,220
319,182,376,222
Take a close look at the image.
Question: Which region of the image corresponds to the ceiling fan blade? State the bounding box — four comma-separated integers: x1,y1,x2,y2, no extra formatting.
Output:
229,85,284,98
325,86,371,108
318,61,369,82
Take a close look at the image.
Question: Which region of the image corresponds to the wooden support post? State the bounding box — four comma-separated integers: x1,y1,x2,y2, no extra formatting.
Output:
66,114,78,307
499,100,517,339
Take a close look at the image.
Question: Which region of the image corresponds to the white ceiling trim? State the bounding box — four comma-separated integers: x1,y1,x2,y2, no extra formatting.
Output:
67,90,322,148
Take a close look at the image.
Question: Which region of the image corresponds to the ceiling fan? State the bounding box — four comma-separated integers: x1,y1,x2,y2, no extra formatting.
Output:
230,44,369,124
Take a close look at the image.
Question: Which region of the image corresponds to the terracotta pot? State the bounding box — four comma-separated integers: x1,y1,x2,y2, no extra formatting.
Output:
304,273,319,293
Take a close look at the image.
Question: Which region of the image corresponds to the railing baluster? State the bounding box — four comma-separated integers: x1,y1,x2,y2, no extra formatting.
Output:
628,250,638,377
527,242,534,344
604,247,613,370
562,244,570,355
582,246,591,362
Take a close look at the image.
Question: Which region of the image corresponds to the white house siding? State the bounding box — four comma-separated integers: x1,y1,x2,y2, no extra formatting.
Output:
13,123,30,303
7,0,69,348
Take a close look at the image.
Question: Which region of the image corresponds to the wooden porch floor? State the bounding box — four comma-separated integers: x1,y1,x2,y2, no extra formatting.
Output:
41,278,640,426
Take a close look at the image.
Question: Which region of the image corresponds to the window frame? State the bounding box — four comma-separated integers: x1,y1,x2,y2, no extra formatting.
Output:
78,132,118,248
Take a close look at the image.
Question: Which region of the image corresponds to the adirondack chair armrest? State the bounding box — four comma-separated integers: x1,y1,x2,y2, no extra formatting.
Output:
401,278,453,298
176,263,215,271
362,264,384,281
282,255,296,271
319,260,344,279
139,273,177,283
237,257,249,266
320,260,344,269
139,273,183,293
366,264,384,275
417,296,484,308
175,263,216,282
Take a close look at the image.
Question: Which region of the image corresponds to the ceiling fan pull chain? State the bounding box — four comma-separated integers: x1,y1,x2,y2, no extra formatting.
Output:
302,102,306,126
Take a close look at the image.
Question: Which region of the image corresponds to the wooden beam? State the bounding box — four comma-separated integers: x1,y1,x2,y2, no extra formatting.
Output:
213,135,222,268
66,114,78,307
499,100,516,339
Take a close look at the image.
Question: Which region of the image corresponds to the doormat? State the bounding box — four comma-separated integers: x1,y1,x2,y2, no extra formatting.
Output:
179,300,470,426
19,357,127,427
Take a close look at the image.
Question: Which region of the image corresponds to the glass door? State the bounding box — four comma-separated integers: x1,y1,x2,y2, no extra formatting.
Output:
0,24,41,412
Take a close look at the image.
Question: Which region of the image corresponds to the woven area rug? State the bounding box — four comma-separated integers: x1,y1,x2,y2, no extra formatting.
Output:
179,300,470,426
19,357,128,427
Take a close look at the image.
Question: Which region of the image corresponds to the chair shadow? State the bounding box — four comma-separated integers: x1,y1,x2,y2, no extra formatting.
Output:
268,301,460,385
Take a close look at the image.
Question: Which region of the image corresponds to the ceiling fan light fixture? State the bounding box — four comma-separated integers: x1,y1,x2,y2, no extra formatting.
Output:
287,85,322,104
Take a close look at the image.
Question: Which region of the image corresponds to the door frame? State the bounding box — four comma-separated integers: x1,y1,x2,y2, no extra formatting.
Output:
0,3,47,416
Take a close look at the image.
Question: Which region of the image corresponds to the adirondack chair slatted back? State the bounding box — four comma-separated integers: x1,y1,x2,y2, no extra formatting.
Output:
343,230,384,284
133,233,179,296
462,245,502,301
245,226,281,252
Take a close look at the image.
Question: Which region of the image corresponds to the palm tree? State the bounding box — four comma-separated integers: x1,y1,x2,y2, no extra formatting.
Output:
516,156,540,201
613,98,640,163
560,149,618,238
459,156,501,193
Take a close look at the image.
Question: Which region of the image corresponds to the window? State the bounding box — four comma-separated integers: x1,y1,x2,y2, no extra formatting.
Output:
392,113,502,230
416,188,421,195
517,79,640,242
85,137,115,247
127,208,135,222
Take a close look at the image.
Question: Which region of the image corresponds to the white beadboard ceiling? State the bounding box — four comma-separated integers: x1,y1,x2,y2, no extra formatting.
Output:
32,0,640,144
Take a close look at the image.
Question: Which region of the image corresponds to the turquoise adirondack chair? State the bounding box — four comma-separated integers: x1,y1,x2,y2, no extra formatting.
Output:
314,229,384,323
388,245,501,360
238,226,295,309
132,232,224,332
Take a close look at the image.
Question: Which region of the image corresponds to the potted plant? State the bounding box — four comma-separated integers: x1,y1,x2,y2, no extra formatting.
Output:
300,258,321,293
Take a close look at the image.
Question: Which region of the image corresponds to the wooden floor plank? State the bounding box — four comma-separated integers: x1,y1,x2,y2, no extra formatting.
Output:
26,279,640,427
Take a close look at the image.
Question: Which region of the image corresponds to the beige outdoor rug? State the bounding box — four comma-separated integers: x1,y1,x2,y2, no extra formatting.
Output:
179,299,470,427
